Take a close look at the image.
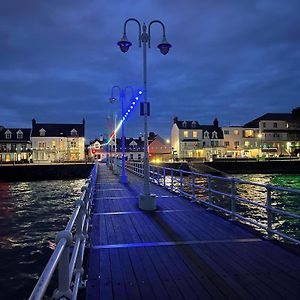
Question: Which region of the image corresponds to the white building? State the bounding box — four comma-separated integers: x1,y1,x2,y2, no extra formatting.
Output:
31,119,85,163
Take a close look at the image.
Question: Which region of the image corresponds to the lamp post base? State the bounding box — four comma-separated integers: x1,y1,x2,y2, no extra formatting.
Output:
119,174,128,184
138,194,157,211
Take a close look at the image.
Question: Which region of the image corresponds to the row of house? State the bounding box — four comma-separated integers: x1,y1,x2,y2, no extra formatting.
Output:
171,107,300,160
88,132,172,163
0,119,85,163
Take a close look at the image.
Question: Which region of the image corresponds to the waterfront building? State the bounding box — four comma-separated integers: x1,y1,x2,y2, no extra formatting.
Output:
0,127,31,163
171,117,224,161
243,107,300,157
31,119,85,163
148,134,172,163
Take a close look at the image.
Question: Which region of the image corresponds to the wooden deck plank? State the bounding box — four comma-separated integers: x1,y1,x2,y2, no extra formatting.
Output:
86,164,300,300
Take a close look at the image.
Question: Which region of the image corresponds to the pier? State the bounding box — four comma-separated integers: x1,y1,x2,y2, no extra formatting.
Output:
86,163,300,299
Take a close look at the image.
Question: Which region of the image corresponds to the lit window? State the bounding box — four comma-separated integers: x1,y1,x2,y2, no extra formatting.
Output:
192,131,197,138
52,141,56,149
233,129,239,135
244,130,253,138
245,141,250,147
224,130,229,135
183,131,189,138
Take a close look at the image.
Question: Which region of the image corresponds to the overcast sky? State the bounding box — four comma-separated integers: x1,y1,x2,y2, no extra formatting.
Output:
1,0,299,141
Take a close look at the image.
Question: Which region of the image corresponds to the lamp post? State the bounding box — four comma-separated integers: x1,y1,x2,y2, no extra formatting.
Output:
117,18,172,211
109,86,135,184
105,116,111,168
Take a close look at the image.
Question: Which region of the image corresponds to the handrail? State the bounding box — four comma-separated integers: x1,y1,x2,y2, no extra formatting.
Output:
28,163,98,300
125,161,300,244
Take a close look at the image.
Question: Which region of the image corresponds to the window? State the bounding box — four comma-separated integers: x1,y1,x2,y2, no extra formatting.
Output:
263,122,266,128
244,141,250,147
130,154,134,160
191,121,196,128
71,141,77,148
224,141,230,147
192,131,197,138
183,131,188,138
71,129,78,136
243,130,253,138
233,129,239,135
273,122,277,128
138,154,141,160
38,142,46,149
52,141,56,149
234,141,239,147
211,141,218,147
5,130,11,139
17,130,23,139
39,128,46,136
224,130,229,135
204,131,209,138
212,131,218,139
182,121,187,128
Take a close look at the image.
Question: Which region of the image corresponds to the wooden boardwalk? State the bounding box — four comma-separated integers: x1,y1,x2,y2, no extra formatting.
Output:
86,164,300,300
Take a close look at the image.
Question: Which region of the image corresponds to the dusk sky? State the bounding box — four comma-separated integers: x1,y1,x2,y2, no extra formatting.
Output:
1,0,299,142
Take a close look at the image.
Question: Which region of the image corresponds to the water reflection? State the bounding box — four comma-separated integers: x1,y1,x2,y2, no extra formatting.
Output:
0,179,85,300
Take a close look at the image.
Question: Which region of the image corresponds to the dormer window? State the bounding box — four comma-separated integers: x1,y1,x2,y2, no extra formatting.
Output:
17,130,23,139
39,128,46,137
129,140,137,147
71,128,77,136
182,121,187,128
212,131,218,139
204,131,209,138
5,130,12,139
191,121,196,128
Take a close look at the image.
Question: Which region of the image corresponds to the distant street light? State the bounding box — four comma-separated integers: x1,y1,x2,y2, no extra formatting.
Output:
117,18,172,211
109,86,135,184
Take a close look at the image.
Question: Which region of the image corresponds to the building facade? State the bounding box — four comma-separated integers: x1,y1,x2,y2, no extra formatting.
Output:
31,119,85,163
171,117,224,161
0,127,31,163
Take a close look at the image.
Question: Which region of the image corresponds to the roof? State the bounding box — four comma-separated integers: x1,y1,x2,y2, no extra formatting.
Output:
32,122,84,137
244,113,292,128
200,125,224,139
0,128,31,142
175,120,202,129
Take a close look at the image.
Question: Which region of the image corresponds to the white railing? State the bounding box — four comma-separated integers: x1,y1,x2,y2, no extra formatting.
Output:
126,161,300,244
28,164,98,300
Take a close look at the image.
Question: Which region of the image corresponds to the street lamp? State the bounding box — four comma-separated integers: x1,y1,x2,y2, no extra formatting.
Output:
117,18,172,211
109,86,135,184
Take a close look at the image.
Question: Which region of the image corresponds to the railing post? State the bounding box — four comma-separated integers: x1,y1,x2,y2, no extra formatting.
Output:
191,172,195,202
230,177,236,221
163,167,166,188
207,175,212,209
180,170,183,195
266,185,273,240
52,230,73,300
171,169,174,192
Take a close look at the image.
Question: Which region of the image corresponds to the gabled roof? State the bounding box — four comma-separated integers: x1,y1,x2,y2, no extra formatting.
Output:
175,120,202,129
201,126,224,139
32,122,84,137
244,113,292,128
0,128,31,142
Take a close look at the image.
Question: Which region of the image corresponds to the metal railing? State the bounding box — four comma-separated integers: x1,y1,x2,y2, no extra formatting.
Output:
126,161,300,244
28,164,98,300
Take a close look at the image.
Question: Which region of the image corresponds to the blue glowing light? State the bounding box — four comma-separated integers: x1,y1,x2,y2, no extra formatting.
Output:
130,106,133,109
138,91,142,95
135,97,139,100
132,102,136,105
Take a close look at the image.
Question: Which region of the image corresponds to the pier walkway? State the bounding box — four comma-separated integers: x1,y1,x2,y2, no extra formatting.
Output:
86,164,300,299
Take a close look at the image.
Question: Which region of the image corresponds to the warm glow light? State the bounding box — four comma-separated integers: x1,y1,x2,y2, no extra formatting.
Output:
166,139,170,144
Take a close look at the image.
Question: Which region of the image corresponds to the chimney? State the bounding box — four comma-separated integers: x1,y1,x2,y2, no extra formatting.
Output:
99,135,104,142
32,118,36,127
213,117,219,128
173,116,178,123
